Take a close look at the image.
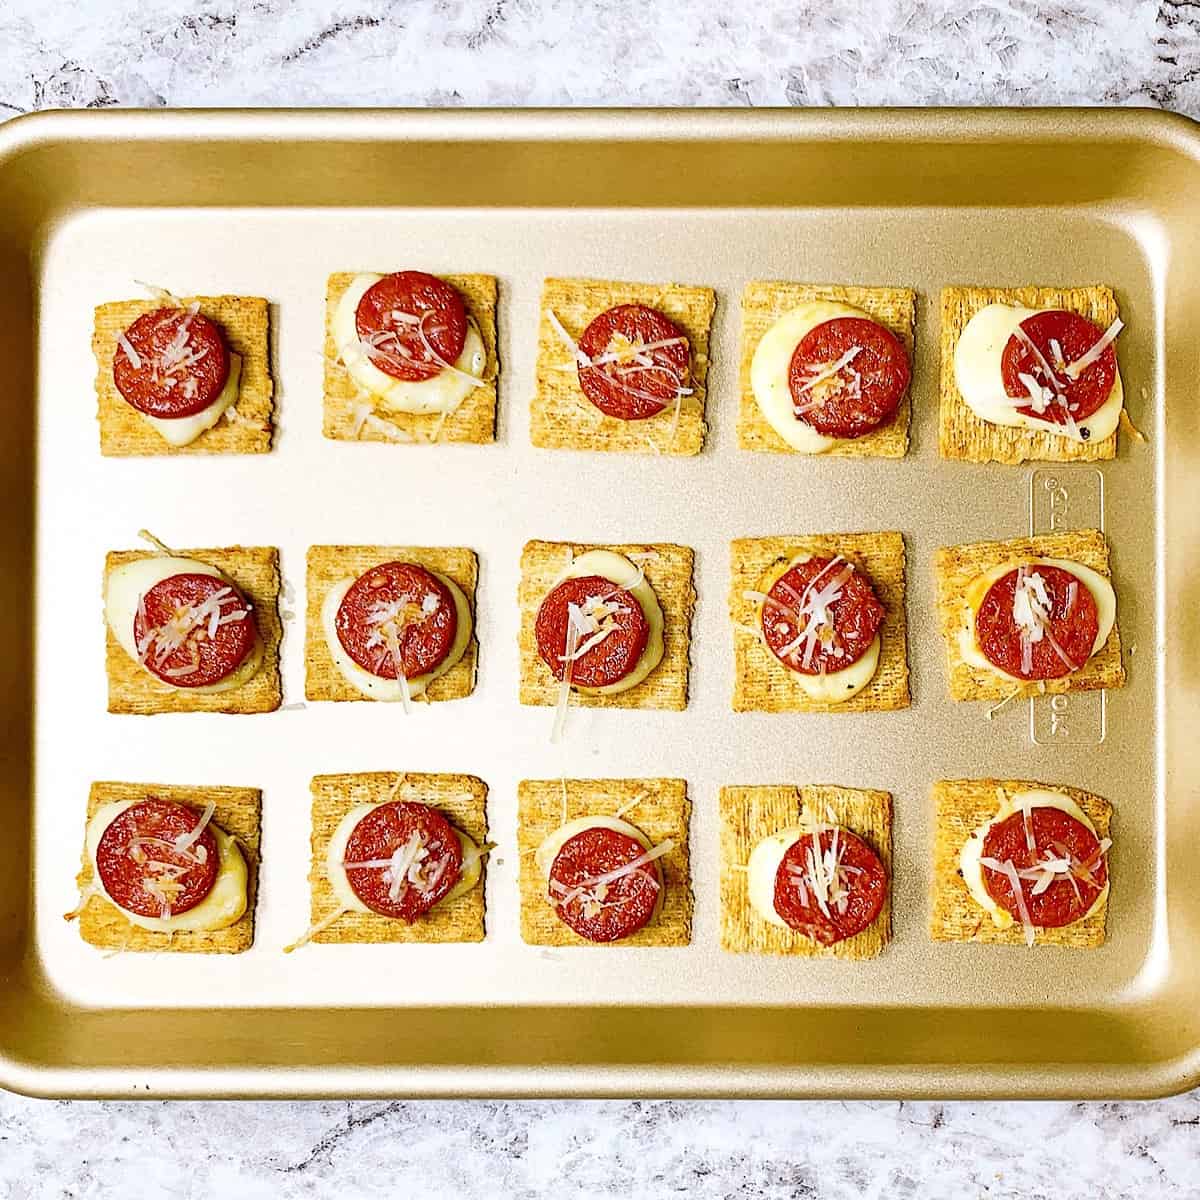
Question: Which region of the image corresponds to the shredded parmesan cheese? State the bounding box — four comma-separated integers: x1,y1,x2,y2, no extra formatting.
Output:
550,839,673,910
1064,317,1123,380
283,906,348,953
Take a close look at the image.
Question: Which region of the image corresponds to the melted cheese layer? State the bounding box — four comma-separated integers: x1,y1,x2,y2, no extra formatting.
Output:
750,300,881,454
954,304,1123,442
85,799,247,932
334,273,485,415
104,555,264,693
325,803,483,914
747,827,806,928
320,570,472,701
754,555,881,703
957,557,1117,684
959,788,1109,930
138,354,243,448
555,550,665,695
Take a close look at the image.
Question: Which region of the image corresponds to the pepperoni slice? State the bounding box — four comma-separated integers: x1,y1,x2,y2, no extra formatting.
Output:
113,307,231,419
95,798,220,919
134,572,256,688
1000,310,1117,429
760,556,885,675
981,806,1107,929
548,825,661,943
335,561,457,681
787,317,910,440
773,828,888,946
342,801,463,921
535,575,650,689
576,304,690,421
975,565,1099,681
354,271,468,383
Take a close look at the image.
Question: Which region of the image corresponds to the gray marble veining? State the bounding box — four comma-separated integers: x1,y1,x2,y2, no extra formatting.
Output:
1,1,1199,1196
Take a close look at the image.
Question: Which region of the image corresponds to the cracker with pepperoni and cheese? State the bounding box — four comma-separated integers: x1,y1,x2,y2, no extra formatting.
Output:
729,532,909,714
931,778,1112,948
934,529,1125,702
305,545,478,705
532,277,715,456
940,284,1128,463
518,540,694,716
293,772,489,947
738,282,915,459
322,270,498,446
517,777,692,948
104,543,282,715
93,293,273,456
69,781,260,953
719,784,892,960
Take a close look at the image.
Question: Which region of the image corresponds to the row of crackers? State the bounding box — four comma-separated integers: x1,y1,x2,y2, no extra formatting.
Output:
93,277,1126,463
105,528,1124,718
74,773,1111,956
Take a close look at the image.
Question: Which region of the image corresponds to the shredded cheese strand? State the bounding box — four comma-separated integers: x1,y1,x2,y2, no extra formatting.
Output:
1064,317,1123,380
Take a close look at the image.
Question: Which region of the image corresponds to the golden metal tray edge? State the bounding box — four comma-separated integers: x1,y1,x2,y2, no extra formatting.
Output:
0,107,1198,1099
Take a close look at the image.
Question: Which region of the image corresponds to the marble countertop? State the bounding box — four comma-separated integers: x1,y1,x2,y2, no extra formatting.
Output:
1,0,1198,1195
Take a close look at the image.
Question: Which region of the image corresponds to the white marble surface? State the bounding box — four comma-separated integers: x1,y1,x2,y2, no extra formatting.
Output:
2,0,1199,1196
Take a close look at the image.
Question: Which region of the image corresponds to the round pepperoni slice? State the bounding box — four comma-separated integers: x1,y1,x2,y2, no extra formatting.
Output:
981,806,1107,929
535,575,650,689
773,827,887,945
355,271,468,383
96,798,220,919
576,304,690,421
975,565,1099,681
760,556,885,675
134,572,256,688
335,561,457,681
1000,310,1117,429
787,317,910,440
548,825,661,943
342,801,463,921
113,307,231,419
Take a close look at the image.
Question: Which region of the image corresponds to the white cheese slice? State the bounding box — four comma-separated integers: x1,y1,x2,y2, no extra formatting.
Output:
746,827,806,927
752,554,881,703
333,273,485,415
533,814,664,923
749,300,883,454
325,803,483,913
959,788,1109,929
954,304,1123,442
103,555,264,693
84,799,247,932
320,570,472,701
136,353,242,448
553,549,665,695
956,557,1117,684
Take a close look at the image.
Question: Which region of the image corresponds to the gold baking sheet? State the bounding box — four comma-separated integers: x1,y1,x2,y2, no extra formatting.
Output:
3,108,1196,1100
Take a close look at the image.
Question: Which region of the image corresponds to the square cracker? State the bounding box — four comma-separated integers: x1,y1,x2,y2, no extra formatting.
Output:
105,546,282,715
719,784,892,959
322,272,498,445
931,778,1111,947
532,277,716,456
517,540,694,712
939,284,1120,463
307,772,488,944
93,295,273,456
933,528,1125,701
729,532,909,713
75,780,261,953
305,545,478,703
517,777,692,947
737,281,916,458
